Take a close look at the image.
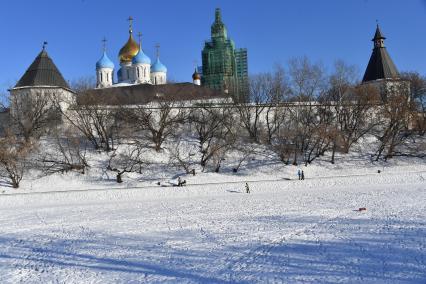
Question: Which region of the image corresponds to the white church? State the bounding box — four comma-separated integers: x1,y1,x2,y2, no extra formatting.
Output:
96,17,171,89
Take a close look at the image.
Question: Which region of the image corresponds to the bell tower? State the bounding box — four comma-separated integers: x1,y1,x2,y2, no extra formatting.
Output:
362,24,399,83
373,24,386,48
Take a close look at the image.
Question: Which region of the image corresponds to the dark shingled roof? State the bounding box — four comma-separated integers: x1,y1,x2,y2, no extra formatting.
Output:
15,49,69,89
362,48,399,82
78,83,230,105
362,26,399,83
373,25,385,40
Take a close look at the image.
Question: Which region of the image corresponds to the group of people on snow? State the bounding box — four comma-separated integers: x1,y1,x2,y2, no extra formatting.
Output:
297,168,305,180
175,167,305,194
245,168,305,194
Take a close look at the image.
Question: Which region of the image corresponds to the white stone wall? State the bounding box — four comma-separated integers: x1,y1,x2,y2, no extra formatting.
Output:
362,79,411,102
10,87,76,118
151,72,167,85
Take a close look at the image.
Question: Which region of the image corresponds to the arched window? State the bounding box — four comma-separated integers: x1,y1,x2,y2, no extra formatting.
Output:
100,72,103,82
137,67,140,78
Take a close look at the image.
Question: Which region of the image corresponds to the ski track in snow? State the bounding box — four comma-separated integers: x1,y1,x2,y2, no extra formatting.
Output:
0,172,425,283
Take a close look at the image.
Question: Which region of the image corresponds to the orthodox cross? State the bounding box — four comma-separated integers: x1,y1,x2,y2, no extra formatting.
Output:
138,32,143,47
102,37,107,51
42,41,48,50
128,16,133,33
155,43,160,58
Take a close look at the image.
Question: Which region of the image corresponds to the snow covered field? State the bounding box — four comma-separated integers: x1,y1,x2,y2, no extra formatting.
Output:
0,161,425,283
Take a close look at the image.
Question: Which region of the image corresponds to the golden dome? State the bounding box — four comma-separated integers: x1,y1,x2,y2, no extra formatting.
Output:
119,32,139,63
192,68,201,80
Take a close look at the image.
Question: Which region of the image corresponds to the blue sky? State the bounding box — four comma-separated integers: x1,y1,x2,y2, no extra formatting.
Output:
0,0,425,94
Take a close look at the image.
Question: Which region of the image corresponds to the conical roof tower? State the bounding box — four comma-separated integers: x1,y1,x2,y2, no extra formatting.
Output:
362,25,399,83
15,45,69,89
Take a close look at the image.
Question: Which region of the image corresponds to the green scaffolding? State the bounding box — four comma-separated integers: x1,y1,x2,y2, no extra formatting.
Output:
201,8,248,102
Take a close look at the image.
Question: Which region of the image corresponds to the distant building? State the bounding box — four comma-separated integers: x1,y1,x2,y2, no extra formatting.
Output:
201,8,248,102
362,24,409,102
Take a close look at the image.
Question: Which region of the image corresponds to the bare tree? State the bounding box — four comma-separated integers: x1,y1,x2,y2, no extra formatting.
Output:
70,76,96,92
39,128,89,175
236,73,272,143
400,72,426,135
211,129,237,173
297,105,334,165
0,131,35,188
168,138,197,174
9,91,60,142
107,142,146,183
336,85,381,154
286,56,327,165
288,56,327,101
264,65,290,144
60,91,121,152
324,60,358,163
272,104,335,166
372,83,414,160
50,77,121,152
232,143,257,172
273,137,297,165
121,100,187,152
190,105,236,171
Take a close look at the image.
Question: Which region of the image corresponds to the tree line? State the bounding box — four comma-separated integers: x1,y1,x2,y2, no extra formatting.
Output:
0,57,425,188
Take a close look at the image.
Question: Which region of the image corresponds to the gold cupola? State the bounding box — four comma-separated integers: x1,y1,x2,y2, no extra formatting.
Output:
118,16,140,63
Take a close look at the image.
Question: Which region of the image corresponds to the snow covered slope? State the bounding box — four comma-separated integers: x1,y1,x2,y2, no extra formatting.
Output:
0,169,425,283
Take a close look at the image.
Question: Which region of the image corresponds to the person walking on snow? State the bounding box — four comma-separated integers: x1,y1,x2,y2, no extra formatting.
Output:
245,183,250,194
301,170,305,180
297,168,302,180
